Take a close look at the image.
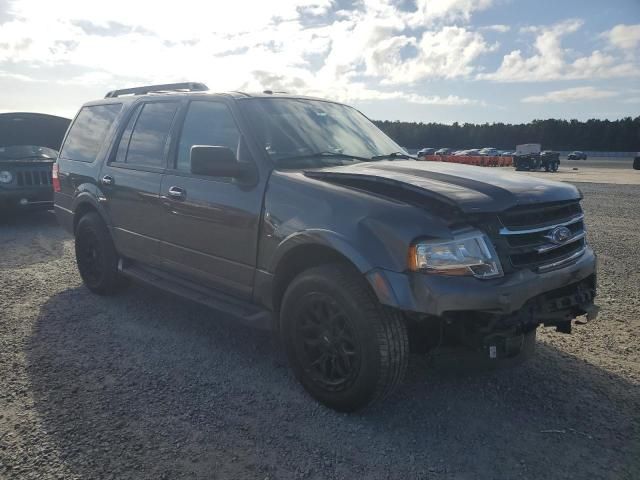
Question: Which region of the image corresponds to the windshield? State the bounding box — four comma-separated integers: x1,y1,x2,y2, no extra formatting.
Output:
239,98,406,168
0,145,58,160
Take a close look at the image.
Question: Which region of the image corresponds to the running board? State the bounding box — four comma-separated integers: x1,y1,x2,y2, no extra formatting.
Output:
118,260,272,330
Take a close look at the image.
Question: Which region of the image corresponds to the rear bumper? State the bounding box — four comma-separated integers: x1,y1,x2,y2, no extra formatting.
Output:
367,246,597,317
0,187,53,210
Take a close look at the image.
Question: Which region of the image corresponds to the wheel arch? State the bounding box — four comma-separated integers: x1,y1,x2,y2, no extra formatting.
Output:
269,233,374,314
72,193,110,234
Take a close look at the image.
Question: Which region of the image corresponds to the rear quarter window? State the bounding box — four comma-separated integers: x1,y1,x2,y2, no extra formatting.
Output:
60,104,122,162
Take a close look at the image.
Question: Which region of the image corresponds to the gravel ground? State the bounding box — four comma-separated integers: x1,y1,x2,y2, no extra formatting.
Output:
1,183,639,480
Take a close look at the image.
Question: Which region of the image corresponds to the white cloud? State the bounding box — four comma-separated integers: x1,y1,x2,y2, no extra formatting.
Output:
407,0,494,27
522,86,618,103
56,71,115,86
481,19,640,82
0,70,40,82
604,24,640,50
0,0,493,108
481,24,510,33
237,71,484,106
370,27,495,84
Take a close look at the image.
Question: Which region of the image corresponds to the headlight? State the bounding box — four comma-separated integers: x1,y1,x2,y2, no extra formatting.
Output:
0,170,13,184
409,230,503,279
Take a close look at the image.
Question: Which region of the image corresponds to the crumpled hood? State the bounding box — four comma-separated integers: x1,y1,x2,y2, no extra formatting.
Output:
304,161,581,213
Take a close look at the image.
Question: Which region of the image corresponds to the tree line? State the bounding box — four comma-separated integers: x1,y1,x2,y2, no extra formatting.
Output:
373,116,640,151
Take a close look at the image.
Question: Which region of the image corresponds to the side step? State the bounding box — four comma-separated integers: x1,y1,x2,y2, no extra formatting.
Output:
118,260,272,330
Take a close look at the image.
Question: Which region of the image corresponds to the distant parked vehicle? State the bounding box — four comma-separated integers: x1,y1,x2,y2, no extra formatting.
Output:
435,148,451,155
500,151,513,156
516,143,542,155
479,147,499,156
513,154,540,171
540,151,560,172
417,147,436,158
454,149,481,156
513,149,559,173
568,151,587,160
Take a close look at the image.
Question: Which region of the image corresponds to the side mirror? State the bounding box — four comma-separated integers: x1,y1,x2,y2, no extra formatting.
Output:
190,145,254,181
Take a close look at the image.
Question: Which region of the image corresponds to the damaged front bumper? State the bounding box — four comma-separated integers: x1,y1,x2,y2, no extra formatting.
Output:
367,246,597,322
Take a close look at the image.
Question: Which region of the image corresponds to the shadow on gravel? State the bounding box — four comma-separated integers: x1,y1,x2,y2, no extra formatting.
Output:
0,210,67,268
27,284,640,480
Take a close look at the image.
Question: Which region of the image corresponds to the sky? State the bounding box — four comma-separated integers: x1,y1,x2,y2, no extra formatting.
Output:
0,0,639,123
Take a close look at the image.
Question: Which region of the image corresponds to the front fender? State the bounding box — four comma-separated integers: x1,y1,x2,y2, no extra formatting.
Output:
269,229,374,274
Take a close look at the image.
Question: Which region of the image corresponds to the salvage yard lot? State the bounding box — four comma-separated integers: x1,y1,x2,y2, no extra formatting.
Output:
1,182,639,480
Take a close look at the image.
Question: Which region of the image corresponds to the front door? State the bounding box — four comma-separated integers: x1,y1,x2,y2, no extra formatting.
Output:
100,100,180,266
159,100,264,299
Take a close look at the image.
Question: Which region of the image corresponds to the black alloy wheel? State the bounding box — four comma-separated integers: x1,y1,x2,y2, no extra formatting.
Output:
75,212,126,295
281,263,409,412
76,227,104,286
294,293,361,392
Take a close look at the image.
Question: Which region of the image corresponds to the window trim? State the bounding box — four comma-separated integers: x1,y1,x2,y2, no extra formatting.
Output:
166,99,245,180
107,99,182,172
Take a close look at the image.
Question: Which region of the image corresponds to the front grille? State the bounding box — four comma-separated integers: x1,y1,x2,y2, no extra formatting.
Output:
493,201,586,272
499,201,582,229
16,169,52,187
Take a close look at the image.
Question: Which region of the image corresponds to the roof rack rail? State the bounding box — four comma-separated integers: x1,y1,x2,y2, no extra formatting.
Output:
104,82,209,98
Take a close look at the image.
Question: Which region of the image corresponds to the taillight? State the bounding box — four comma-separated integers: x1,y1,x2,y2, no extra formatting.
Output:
52,163,61,192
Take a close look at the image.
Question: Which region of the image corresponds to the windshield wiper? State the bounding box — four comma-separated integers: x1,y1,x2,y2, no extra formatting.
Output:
276,151,374,163
370,152,416,161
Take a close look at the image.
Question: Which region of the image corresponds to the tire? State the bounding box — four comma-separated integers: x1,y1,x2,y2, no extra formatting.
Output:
280,263,409,412
551,161,559,172
633,157,640,170
75,212,126,295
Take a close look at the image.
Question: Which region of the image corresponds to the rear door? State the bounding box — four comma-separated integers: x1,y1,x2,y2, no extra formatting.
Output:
159,99,264,299
100,100,180,266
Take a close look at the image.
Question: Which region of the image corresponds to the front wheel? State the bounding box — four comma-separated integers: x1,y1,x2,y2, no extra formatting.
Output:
280,263,409,412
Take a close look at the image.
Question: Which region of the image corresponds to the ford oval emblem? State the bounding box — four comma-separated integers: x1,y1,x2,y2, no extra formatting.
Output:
548,226,572,244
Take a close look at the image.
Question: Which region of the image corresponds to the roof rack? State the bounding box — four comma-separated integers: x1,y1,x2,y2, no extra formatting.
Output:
104,82,209,98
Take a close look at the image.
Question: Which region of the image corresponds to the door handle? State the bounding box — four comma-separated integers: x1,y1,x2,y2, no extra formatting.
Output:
101,175,114,186
167,186,186,199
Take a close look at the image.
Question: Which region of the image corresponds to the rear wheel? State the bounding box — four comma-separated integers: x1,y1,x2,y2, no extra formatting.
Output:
75,212,126,295
280,263,409,412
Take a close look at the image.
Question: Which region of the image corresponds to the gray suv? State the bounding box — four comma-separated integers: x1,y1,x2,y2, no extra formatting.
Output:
55,83,597,411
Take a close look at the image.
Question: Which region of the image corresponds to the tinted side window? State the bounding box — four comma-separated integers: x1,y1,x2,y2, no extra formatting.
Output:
60,104,122,162
125,102,179,167
176,101,240,172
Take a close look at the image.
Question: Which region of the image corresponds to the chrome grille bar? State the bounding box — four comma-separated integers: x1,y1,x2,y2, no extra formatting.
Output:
499,214,584,235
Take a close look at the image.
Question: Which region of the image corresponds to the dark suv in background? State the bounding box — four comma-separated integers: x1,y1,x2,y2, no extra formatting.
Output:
55,83,598,411
0,112,70,213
